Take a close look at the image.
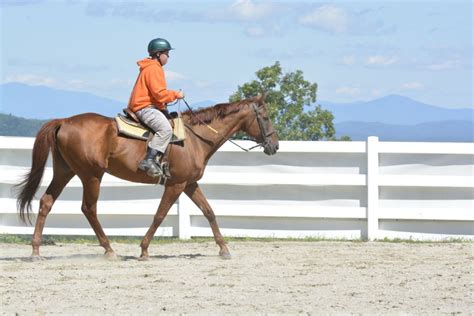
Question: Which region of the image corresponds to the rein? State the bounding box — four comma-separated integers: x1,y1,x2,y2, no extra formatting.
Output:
182,98,265,152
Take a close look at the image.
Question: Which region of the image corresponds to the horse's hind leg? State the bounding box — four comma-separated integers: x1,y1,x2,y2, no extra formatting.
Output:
31,159,75,259
80,176,116,259
184,183,231,259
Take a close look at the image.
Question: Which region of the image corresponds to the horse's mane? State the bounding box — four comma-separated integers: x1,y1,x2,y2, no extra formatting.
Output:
182,99,251,126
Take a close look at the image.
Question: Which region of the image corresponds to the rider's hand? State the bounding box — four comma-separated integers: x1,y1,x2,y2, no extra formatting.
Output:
177,91,185,99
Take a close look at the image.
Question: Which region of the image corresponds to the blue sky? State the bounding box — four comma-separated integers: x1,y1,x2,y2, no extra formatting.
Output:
1,0,472,108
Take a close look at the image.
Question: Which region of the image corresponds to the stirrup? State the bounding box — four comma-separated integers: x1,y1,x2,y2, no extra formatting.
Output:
138,159,163,178
161,161,171,178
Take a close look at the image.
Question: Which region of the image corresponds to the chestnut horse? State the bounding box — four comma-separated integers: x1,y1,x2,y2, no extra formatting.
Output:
15,95,279,260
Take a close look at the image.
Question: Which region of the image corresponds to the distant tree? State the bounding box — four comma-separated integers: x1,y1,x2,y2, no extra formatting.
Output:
0,114,46,136
230,61,349,141
338,135,352,141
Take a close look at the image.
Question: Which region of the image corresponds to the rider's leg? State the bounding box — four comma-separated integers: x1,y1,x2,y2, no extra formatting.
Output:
135,106,172,177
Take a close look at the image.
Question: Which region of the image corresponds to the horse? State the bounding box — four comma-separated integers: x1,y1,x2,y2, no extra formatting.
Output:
15,94,279,260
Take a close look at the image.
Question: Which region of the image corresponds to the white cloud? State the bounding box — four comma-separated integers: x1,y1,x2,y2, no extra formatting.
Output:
366,55,398,66
194,80,213,89
299,5,348,33
341,55,356,66
4,73,135,94
230,0,275,21
4,74,96,92
109,79,133,88
5,74,57,86
165,70,186,82
402,81,424,90
426,60,458,71
245,26,266,37
335,86,360,96
371,89,383,97
67,79,88,90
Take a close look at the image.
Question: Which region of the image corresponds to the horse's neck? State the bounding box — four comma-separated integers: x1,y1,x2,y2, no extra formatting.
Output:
188,110,244,160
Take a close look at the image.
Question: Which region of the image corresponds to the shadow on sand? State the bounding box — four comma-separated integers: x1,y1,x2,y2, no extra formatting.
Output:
0,253,207,262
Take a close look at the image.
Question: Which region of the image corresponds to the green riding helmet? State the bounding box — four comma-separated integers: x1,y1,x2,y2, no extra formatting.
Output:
148,38,174,56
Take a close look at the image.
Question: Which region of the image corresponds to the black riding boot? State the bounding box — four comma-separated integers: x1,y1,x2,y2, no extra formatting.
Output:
138,147,163,177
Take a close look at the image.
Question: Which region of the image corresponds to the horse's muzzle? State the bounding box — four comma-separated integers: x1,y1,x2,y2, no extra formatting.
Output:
263,141,279,155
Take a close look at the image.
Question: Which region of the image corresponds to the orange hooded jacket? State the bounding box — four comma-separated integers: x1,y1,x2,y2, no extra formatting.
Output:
128,58,180,112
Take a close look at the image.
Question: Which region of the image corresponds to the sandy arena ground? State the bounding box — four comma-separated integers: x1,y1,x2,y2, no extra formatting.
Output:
1,241,473,314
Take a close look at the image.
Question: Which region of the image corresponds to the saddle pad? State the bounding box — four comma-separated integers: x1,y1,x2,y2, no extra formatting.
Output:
115,114,186,142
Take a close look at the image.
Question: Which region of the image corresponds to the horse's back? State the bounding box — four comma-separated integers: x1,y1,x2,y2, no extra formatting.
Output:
58,113,117,145
56,113,119,173
60,112,114,124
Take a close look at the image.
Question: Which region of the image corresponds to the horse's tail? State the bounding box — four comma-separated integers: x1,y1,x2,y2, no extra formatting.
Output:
15,119,63,224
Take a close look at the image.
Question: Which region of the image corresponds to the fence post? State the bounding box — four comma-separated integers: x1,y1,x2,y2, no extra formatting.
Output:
367,136,379,241
177,195,192,240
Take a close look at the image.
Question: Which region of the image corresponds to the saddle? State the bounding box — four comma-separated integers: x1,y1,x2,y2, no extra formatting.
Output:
115,108,186,143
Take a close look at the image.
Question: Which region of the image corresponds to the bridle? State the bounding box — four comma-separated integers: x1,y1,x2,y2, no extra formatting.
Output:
250,102,277,151
182,98,275,152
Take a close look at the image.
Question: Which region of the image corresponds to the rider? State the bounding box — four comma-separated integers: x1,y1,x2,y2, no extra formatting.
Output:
128,38,184,177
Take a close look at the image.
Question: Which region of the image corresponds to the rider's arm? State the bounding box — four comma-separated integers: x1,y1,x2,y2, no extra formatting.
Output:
145,65,180,105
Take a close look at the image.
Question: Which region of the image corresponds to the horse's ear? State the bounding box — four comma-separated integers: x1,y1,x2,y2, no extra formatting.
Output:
257,91,268,104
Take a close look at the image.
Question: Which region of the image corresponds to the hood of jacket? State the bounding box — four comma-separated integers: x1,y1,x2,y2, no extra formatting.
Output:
137,58,160,71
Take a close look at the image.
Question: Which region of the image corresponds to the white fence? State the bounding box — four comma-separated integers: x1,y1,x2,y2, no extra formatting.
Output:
0,136,473,241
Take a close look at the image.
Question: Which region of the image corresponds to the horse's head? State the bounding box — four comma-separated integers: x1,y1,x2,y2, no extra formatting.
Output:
241,93,279,155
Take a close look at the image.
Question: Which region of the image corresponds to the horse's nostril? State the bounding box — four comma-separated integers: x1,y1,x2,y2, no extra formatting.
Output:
275,144,279,151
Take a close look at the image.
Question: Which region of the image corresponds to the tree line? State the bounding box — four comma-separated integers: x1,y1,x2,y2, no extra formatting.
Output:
0,114,46,136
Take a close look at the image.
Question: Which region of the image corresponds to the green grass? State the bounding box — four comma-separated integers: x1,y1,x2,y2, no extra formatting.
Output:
0,234,178,245
0,234,360,245
376,237,472,243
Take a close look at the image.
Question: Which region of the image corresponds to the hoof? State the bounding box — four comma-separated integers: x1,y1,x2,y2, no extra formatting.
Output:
219,251,232,260
104,251,118,261
29,255,46,262
138,255,150,262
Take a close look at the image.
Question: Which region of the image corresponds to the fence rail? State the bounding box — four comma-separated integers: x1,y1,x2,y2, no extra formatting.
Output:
0,136,473,240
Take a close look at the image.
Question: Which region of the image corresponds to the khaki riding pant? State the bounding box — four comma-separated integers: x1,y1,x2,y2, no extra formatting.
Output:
135,106,172,153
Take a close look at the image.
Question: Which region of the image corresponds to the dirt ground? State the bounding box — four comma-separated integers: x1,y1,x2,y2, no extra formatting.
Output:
1,241,472,315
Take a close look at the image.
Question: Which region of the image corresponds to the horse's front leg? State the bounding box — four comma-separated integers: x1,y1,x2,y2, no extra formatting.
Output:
139,182,186,260
184,182,231,259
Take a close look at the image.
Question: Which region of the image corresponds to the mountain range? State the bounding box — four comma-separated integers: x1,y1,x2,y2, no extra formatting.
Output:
0,82,123,119
0,82,472,141
317,95,473,141
319,95,473,125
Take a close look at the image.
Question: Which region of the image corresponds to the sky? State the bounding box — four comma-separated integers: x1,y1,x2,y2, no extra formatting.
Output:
1,0,472,109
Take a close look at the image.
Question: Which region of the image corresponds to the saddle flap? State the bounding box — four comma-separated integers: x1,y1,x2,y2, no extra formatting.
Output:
171,115,186,142
115,115,150,140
